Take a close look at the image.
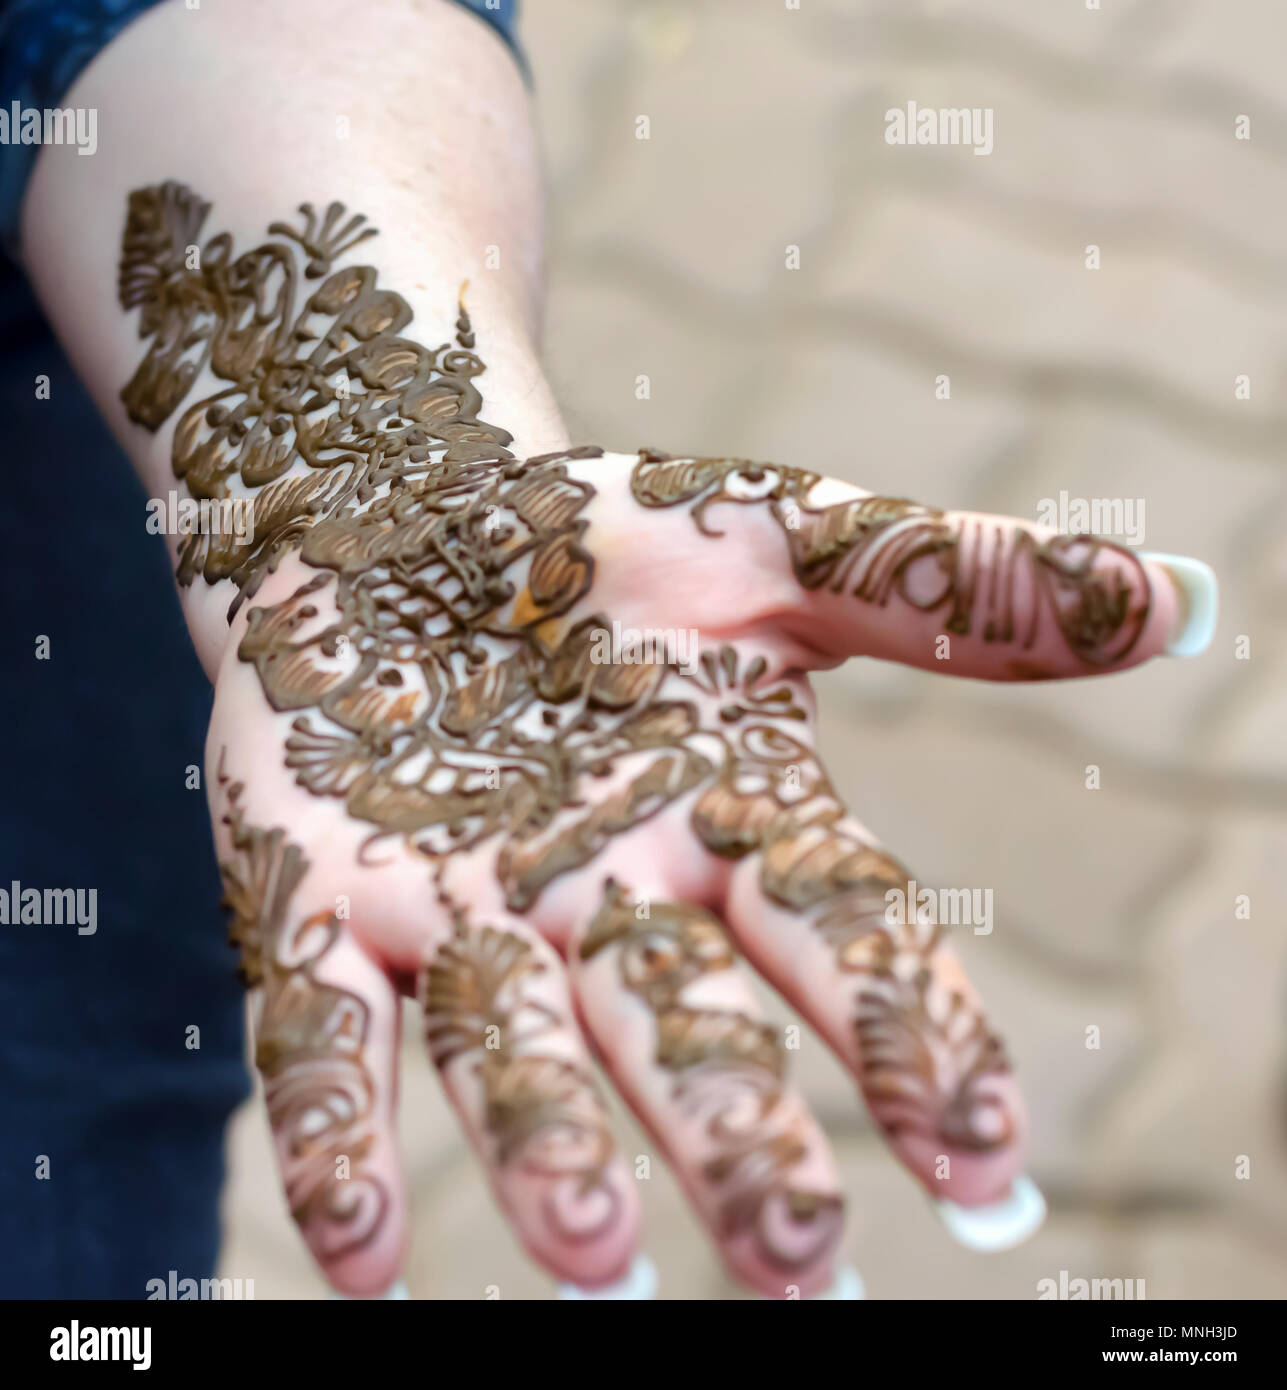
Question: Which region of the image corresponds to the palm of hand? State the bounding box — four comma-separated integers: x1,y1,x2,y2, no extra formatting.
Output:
122,184,1175,1297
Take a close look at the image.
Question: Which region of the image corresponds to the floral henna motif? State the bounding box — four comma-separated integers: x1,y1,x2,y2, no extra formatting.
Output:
581,881,844,1271
630,450,1151,666
233,463,713,911
217,764,388,1257
422,912,622,1243
119,182,518,610
855,966,1013,1152
120,189,710,906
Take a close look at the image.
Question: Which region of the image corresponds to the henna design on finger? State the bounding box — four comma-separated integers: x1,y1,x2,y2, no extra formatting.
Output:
421,911,624,1244
216,763,389,1257
856,965,1014,1152
692,724,1014,1153
581,880,844,1271
630,450,1150,665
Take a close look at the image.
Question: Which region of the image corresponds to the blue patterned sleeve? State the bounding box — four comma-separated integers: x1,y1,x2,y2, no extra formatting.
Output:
0,0,524,260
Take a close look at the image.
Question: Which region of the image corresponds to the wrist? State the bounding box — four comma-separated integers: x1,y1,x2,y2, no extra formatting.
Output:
171,275,567,680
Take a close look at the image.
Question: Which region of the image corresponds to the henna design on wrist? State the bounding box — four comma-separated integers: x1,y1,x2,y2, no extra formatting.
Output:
216,763,388,1256
630,451,1150,666
422,911,623,1243
120,183,516,611
581,880,844,1270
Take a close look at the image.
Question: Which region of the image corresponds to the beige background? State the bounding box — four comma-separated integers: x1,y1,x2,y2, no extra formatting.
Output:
218,0,1287,1298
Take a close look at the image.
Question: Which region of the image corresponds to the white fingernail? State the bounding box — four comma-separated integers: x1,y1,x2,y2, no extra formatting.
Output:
1140,552,1218,657
328,1278,410,1300
558,1254,657,1301
935,1174,1046,1252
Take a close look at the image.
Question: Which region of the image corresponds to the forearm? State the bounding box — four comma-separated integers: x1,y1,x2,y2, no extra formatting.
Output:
20,0,564,678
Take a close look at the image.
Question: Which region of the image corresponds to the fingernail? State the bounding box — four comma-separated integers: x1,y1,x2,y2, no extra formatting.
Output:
328,1278,410,1300
557,1254,657,1300
935,1173,1046,1252
1140,552,1218,657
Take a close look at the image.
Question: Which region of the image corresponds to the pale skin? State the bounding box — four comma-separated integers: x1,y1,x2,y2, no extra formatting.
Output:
21,0,1199,1299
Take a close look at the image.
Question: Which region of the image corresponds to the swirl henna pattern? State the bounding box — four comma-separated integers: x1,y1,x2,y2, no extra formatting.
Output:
691,723,1013,1152
581,881,845,1270
630,451,1152,668
117,182,1104,1271
217,766,388,1258
423,912,625,1245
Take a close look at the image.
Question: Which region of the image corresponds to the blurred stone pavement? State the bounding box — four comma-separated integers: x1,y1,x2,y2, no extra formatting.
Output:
217,0,1287,1298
